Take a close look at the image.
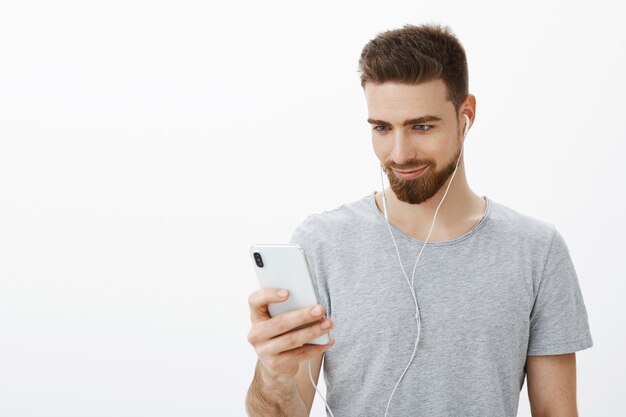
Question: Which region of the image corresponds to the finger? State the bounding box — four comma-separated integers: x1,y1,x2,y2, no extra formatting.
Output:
248,288,289,323
247,308,329,348
263,317,333,355
273,336,336,366
258,304,328,338
259,336,335,378
284,336,335,361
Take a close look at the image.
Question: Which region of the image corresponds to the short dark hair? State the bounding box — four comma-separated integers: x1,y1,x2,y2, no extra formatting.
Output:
358,23,469,116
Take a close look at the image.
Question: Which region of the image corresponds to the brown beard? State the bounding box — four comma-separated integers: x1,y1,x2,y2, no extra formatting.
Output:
384,147,461,205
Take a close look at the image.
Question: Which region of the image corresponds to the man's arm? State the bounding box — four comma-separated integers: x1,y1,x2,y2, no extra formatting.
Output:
246,359,309,417
526,353,578,417
245,352,324,417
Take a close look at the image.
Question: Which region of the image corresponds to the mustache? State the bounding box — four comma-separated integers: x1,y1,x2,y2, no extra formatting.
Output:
385,159,433,171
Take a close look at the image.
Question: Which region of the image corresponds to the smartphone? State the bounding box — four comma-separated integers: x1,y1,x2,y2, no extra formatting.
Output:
249,244,330,345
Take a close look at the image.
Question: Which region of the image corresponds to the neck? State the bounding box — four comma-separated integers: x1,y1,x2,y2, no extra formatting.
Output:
375,159,486,242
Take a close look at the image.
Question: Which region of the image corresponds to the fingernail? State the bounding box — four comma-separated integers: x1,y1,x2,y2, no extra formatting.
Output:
277,289,288,298
311,306,322,316
320,319,331,329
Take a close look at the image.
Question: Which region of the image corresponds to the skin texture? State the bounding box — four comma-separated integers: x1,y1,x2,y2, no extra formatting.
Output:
245,79,579,416
526,353,579,417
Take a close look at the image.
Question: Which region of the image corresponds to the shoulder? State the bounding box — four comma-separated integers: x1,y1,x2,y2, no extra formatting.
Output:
486,198,558,249
289,193,375,245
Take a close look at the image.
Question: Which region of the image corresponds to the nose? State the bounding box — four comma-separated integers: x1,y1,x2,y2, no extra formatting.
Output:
390,130,417,165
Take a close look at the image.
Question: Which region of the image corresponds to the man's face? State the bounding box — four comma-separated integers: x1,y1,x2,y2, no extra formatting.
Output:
365,79,464,205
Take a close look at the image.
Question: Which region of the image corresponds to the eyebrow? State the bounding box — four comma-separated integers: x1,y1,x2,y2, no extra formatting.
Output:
367,115,443,126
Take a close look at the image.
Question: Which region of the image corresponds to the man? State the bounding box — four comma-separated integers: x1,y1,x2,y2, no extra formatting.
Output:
245,23,593,417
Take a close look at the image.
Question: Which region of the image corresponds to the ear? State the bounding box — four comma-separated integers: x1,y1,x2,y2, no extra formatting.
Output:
459,94,476,128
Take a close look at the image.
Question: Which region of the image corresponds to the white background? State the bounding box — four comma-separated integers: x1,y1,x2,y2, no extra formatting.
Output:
0,1,624,416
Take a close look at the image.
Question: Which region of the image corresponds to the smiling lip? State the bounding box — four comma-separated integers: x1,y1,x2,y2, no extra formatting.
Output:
393,165,429,179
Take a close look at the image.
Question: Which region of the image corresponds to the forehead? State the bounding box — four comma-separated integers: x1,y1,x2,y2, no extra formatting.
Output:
364,79,454,121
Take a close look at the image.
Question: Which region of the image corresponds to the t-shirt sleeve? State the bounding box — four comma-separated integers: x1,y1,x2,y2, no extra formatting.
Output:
527,228,593,356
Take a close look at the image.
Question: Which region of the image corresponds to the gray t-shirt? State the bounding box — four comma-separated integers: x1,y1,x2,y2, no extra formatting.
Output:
289,191,593,417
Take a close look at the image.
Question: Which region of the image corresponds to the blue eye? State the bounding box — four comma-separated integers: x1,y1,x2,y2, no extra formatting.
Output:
373,125,432,134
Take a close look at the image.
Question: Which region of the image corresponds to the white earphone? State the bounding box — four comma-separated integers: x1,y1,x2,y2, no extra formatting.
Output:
308,113,472,417
463,113,471,137
378,113,471,416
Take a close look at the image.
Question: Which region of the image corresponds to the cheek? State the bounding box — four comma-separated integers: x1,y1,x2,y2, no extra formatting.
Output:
371,138,389,162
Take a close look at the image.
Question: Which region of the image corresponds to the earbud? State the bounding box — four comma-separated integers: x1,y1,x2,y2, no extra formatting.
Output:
463,114,471,137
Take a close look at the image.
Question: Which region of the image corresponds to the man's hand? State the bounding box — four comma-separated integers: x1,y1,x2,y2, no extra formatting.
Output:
245,288,334,417
247,288,334,382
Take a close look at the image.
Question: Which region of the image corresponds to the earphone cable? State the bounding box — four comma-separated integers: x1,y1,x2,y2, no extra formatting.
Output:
381,142,465,417
307,123,468,417
308,356,335,417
